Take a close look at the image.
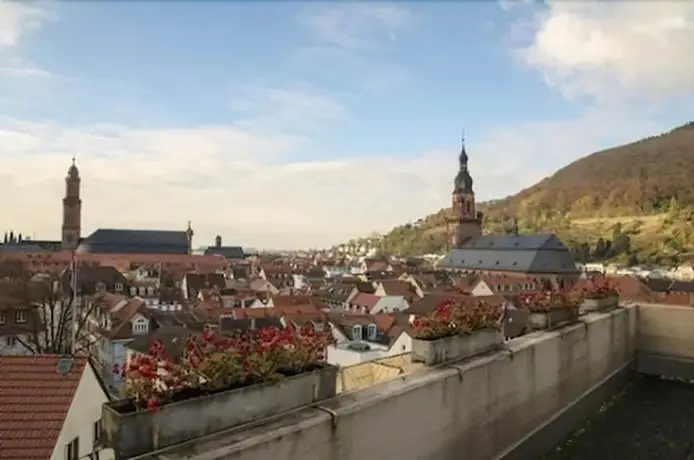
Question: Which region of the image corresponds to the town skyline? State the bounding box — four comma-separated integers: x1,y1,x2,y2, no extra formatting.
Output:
1,2,693,249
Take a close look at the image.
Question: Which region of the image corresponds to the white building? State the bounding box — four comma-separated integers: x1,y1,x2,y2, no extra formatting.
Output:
0,355,114,460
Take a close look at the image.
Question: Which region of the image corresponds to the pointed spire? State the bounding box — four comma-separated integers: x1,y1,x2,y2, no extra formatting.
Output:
459,127,468,167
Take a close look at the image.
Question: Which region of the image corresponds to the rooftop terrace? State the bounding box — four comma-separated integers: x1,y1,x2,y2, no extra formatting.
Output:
126,303,694,460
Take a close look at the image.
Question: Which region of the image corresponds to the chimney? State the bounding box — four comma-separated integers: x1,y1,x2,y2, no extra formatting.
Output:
215,235,222,247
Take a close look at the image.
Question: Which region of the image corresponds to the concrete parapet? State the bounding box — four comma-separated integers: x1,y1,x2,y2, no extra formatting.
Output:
142,306,637,460
637,303,694,379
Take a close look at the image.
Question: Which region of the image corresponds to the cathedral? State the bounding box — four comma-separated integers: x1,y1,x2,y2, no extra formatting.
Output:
438,136,579,283
1,160,196,255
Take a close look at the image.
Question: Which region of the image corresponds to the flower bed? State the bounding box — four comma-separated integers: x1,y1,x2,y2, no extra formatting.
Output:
102,326,337,460
580,278,620,314
411,299,504,365
522,290,580,330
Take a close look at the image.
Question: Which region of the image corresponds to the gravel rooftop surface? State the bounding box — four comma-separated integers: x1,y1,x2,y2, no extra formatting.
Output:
543,375,694,460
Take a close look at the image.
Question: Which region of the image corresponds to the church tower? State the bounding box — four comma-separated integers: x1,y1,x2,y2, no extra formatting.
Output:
61,157,82,251
185,221,194,254
448,134,482,249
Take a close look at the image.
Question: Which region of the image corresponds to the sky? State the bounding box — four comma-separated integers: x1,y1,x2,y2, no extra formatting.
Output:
1,1,694,250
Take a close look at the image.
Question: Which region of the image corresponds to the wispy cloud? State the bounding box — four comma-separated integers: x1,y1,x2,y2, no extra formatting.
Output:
0,1,50,49
230,81,347,135
298,4,415,53
0,1,55,78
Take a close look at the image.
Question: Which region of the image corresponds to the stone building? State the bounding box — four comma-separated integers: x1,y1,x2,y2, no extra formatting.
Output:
438,135,578,285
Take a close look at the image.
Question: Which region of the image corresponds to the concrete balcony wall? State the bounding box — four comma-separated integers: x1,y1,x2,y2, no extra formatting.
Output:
637,304,694,379
145,305,637,460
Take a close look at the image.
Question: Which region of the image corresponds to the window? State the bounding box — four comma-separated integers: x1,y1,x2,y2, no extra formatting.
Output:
367,324,377,340
65,437,79,460
93,419,102,446
129,286,137,296
133,319,148,334
115,283,123,292
0,312,5,325
15,310,28,323
6,336,17,347
352,325,362,340
147,287,154,296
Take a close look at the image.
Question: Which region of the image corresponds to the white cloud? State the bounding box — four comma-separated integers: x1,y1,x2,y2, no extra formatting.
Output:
0,1,54,79
0,1,48,49
298,4,414,52
516,1,694,102
1,105,674,250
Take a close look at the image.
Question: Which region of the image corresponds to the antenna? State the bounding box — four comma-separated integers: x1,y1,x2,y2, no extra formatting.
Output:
70,251,78,353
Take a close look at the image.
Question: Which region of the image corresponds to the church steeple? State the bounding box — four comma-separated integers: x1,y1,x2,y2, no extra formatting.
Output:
453,132,473,194
185,221,194,254
448,130,482,249
62,157,82,250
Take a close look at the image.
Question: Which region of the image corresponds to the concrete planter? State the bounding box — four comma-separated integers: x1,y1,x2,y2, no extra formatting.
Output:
529,307,578,330
411,328,503,366
102,364,338,460
580,294,619,314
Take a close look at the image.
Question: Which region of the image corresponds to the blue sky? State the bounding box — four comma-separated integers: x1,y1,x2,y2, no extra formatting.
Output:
1,1,693,249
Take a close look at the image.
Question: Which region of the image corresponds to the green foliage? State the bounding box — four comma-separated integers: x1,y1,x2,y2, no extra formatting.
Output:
368,122,694,262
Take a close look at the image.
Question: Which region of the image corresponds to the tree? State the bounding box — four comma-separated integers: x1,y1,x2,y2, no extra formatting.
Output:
0,260,100,356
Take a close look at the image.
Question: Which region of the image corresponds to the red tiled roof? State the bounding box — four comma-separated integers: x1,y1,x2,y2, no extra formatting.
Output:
0,355,88,460
350,292,380,309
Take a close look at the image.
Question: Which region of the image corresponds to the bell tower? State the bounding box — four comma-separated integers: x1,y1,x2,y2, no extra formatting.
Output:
447,133,482,249
185,221,194,254
61,157,82,251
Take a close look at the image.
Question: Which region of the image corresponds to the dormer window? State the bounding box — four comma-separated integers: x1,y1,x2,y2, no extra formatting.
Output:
132,318,148,334
367,324,377,340
15,310,28,324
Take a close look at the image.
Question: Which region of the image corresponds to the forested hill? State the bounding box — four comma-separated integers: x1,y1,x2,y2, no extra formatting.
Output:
368,122,694,264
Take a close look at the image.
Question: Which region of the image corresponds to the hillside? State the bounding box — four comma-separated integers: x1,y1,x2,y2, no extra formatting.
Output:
374,122,694,264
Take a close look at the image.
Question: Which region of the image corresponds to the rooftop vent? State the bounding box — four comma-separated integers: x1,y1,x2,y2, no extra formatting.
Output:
57,358,73,375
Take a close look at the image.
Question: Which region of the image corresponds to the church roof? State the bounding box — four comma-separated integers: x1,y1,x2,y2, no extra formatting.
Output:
203,246,245,260
0,243,47,254
438,234,578,274
76,229,189,255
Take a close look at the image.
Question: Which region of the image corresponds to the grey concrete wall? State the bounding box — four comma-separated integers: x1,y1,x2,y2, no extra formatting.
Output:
637,303,694,379
147,306,637,460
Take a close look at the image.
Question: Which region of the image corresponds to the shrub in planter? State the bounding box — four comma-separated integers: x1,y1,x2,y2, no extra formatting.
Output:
411,299,504,365
580,278,619,313
522,290,580,330
103,326,337,459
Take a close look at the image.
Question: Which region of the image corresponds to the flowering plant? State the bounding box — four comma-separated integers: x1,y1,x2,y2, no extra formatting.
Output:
520,289,581,313
584,278,619,298
112,326,335,413
411,299,503,340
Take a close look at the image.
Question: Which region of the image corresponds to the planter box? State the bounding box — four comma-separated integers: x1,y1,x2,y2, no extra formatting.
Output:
529,307,578,330
102,364,338,460
411,328,503,366
580,294,619,314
